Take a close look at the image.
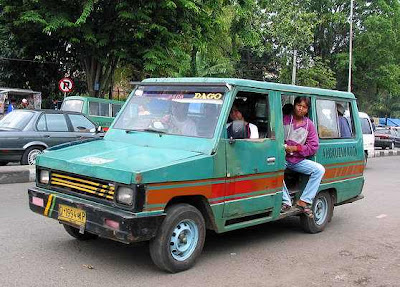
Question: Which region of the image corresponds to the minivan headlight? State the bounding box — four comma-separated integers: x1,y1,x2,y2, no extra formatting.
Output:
116,186,135,206
39,170,50,184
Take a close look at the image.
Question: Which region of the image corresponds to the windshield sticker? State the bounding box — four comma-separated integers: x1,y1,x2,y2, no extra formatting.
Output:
78,157,115,165
142,92,224,101
194,93,223,100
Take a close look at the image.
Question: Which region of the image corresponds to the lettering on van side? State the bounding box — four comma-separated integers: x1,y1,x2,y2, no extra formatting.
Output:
322,146,358,159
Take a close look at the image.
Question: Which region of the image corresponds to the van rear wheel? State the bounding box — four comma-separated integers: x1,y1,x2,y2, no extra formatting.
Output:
300,191,333,234
149,204,205,273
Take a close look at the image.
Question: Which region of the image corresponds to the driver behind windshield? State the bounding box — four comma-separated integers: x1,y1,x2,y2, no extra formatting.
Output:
162,101,197,136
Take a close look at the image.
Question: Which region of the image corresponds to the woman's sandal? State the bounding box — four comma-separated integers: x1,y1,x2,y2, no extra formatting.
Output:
296,203,314,218
280,203,292,213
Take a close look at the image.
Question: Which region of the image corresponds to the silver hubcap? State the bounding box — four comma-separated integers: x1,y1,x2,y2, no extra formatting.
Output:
169,219,199,261
27,149,42,165
314,197,328,225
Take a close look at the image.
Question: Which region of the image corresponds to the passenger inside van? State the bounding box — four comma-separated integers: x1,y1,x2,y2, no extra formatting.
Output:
163,101,198,136
282,103,293,116
337,103,352,138
227,104,259,139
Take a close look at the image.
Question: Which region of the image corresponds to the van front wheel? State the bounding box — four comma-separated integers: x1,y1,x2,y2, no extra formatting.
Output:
149,204,206,273
300,191,333,234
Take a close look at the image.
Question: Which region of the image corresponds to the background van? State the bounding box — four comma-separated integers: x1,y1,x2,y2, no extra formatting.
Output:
61,96,124,129
359,112,375,164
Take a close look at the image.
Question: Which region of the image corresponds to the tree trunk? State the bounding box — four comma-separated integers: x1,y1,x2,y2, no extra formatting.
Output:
82,56,118,98
191,47,198,76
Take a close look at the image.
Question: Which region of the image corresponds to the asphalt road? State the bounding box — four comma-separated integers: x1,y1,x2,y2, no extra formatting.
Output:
0,157,399,287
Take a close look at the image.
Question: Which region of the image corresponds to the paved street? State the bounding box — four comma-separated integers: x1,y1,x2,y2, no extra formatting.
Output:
0,157,399,287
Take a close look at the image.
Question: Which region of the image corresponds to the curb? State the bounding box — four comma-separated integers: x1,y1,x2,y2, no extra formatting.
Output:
0,166,35,184
370,149,400,158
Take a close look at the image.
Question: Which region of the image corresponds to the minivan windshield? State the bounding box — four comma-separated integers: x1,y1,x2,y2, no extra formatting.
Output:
113,85,226,138
62,99,83,112
0,110,34,130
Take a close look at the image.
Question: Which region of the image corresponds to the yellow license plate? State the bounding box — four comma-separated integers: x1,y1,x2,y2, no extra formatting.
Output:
58,204,86,226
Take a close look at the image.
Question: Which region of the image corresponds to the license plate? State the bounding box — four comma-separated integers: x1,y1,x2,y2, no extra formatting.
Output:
58,204,86,227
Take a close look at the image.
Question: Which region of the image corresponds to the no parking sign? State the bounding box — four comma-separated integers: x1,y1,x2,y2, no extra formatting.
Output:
58,77,74,93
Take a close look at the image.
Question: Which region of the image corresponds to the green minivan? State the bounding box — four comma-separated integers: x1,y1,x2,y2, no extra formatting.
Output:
29,78,365,273
61,96,124,129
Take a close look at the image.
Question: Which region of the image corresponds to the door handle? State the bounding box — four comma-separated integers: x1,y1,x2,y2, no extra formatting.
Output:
267,157,276,163
43,135,50,138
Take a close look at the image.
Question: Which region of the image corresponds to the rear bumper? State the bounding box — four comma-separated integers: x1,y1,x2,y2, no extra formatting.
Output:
374,139,392,148
28,187,165,243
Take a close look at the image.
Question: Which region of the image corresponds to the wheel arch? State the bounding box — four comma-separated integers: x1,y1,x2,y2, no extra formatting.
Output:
165,195,217,231
23,141,48,150
320,188,337,204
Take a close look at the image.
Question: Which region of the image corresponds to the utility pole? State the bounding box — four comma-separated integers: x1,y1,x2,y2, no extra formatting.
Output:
292,49,297,85
348,0,354,92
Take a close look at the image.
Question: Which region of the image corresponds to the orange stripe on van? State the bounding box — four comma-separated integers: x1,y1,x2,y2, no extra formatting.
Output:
146,172,284,206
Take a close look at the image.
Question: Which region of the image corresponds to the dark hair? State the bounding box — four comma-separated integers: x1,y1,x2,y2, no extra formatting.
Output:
294,96,310,108
282,103,293,115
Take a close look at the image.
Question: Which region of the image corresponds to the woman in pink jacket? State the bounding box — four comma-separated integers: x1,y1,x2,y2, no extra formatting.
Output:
281,96,325,218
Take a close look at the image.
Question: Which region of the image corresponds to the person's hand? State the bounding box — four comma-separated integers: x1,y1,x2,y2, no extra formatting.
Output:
285,145,297,154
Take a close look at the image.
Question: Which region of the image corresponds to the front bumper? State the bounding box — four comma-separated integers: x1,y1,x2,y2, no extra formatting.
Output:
28,187,165,243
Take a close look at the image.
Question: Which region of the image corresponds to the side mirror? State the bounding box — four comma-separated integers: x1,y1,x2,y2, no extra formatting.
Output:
228,120,248,143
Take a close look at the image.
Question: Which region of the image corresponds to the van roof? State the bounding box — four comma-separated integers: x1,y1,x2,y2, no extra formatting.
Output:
142,77,355,100
358,112,370,118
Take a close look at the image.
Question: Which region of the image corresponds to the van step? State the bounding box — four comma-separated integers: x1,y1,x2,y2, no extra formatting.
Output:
279,207,302,219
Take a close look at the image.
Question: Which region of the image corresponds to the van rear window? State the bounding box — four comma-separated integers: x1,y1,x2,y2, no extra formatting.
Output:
360,118,372,134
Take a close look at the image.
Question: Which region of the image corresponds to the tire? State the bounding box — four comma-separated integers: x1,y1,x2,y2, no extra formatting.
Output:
0,161,8,166
21,146,44,165
364,152,368,166
300,191,333,234
63,224,98,241
149,204,206,273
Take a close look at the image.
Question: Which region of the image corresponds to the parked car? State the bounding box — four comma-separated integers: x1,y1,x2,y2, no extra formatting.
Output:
374,128,400,149
0,109,103,165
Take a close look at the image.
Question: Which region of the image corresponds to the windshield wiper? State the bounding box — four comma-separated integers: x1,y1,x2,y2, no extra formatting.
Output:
125,128,167,134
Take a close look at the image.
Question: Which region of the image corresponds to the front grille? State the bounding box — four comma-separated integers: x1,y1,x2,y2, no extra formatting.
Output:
50,172,115,201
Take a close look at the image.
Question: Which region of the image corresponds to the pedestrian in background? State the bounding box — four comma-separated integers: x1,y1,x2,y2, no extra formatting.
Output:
6,98,16,114
19,98,29,109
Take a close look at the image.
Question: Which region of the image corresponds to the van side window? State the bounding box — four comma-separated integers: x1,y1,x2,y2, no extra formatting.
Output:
89,102,99,116
316,100,340,138
112,104,122,117
89,102,110,117
316,100,355,139
228,92,269,139
99,103,110,117
338,101,354,138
